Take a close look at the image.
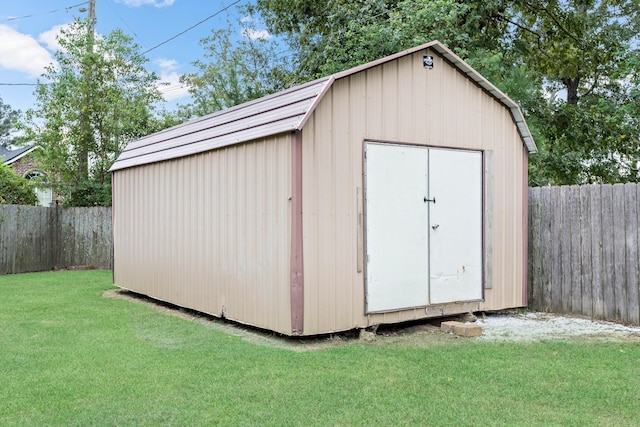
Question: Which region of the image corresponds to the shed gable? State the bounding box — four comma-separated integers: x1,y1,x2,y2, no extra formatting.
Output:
111,41,535,173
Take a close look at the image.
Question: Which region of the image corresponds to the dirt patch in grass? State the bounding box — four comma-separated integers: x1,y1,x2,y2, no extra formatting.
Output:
103,289,353,351
104,289,640,350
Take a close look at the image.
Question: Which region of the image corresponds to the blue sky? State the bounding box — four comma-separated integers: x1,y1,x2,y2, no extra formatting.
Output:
0,0,268,113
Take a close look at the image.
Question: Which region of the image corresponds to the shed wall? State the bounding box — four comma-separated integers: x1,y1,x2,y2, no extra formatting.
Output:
113,135,293,334
301,48,527,334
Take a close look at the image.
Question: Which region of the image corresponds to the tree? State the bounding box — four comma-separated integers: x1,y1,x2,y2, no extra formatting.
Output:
250,0,545,117
508,0,640,105
507,0,640,184
179,19,294,117
24,19,163,206
0,162,37,205
251,0,510,79
253,0,640,185
0,96,20,148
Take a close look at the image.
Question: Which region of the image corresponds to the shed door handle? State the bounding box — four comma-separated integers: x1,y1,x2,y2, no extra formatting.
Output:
424,197,436,203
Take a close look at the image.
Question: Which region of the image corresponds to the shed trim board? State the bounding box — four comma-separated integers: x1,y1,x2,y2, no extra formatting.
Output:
112,41,533,336
290,130,304,334
522,147,529,306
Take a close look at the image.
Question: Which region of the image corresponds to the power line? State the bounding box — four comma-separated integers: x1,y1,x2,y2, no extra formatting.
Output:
141,0,242,55
0,83,40,86
104,0,147,48
0,2,88,23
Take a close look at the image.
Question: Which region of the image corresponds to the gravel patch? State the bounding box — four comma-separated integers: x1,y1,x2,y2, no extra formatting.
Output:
477,311,640,343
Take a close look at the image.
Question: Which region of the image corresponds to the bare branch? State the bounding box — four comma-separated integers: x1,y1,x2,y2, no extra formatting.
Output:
497,14,552,60
521,0,589,49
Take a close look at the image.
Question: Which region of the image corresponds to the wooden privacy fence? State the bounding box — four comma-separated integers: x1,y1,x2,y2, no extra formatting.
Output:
528,184,640,325
0,204,112,275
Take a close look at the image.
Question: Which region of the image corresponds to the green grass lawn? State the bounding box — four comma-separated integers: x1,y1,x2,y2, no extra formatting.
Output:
1,270,639,426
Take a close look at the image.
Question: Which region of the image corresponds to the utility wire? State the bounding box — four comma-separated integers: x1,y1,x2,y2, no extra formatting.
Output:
0,2,88,23
104,0,147,48
141,0,241,55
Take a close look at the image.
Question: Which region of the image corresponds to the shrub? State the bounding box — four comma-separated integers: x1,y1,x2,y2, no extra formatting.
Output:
0,162,37,205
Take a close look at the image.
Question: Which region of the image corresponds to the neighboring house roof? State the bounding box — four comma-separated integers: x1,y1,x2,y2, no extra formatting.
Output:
110,40,537,173
0,145,36,165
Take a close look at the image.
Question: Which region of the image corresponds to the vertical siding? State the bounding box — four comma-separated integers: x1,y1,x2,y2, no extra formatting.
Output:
302,49,527,334
113,135,292,334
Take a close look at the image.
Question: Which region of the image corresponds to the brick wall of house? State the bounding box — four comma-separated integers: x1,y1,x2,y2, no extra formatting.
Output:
9,154,59,206
10,155,38,177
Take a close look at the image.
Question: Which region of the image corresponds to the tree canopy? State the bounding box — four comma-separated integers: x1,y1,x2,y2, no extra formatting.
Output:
179,19,294,118
0,96,20,149
18,2,639,189
247,0,640,185
509,0,640,184
24,19,164,206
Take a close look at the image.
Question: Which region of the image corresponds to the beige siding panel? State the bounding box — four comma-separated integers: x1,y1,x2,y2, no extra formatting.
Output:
311,87,336,332
366,66,383,138
302,47,526,334
381,61,399,140
113,135,292,334
333,78,356,331
301,113,320,331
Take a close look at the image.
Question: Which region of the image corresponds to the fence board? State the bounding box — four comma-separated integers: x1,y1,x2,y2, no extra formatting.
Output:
569,186,581,313
628,184,640,325
590,185,604,319
0,204,112,274
612,184,627,322
600,185,616,320
579,185,593,317
529,188,543,307
559,186,572,313
541,187,553,310
529,183,640,326
550,187,563,312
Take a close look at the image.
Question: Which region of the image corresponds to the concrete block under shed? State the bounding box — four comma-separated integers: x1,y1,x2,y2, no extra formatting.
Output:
454,323,483,337
441,321,463,333
441,321,483,337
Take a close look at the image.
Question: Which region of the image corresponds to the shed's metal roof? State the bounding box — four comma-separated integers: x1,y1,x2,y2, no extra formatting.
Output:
111,41,536,172
110,77,331,171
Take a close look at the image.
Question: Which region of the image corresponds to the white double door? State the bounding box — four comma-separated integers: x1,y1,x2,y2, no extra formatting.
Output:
365,142,482,312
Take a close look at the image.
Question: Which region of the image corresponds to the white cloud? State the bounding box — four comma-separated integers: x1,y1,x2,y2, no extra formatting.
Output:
156,58,178,71
0,24,54,78
155,58,190,101
116,0,175,7
240,15,272,40
38,24,69,53
241,28,271,41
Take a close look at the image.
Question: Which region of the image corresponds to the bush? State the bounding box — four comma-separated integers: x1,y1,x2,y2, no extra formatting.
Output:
0,162,37,205
64,179,111,207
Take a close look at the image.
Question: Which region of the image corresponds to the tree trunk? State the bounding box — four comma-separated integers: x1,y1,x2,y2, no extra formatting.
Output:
562,76,580,105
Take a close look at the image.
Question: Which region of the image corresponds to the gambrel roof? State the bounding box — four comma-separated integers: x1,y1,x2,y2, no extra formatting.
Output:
110,41,536,172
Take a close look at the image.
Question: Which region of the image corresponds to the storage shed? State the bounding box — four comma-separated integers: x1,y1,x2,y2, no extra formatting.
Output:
110,41,537,336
